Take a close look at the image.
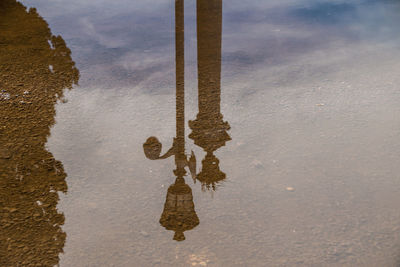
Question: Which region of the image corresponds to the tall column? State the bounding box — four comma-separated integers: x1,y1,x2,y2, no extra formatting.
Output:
189,0,230,190
197,0,222,116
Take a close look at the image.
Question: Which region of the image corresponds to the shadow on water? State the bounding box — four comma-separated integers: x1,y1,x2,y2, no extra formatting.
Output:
0,0,79,265
143,0,230,241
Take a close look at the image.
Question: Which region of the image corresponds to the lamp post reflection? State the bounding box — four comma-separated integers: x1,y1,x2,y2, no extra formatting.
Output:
143,0,230,240
143,0,199,241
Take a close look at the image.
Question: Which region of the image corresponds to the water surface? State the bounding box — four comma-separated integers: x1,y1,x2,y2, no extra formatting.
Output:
2,0,400,266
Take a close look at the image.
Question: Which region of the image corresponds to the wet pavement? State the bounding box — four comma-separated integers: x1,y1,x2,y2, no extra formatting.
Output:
2,0,400,266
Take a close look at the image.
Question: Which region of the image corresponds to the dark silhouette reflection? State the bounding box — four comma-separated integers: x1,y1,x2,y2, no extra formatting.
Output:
189,0,231,190
0,1,79,265
143,0,199,241
159,176,199,241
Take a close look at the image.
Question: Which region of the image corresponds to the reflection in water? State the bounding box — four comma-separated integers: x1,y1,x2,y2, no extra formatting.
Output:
159,177,199,242
143,0,230,241
143,0,199,241
189,0,231,190
0,1,79,265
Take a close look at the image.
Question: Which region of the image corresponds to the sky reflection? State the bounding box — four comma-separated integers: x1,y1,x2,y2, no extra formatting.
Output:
16,0,400,266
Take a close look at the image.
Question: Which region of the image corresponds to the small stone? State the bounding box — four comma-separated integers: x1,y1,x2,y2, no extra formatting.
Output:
286,187,295,192
3,207,17,213
251,159,263,169
140,231,149,237
0,147,11,159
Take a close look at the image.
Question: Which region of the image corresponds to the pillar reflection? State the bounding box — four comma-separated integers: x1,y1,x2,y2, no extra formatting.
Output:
189,0,231,191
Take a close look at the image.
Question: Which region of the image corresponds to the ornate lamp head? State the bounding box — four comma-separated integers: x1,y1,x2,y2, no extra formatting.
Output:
143,135,199,241
196,152,226,191
159,179,199,241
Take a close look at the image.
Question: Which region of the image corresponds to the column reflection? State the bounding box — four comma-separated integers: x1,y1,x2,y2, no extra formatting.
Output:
189,0,231,191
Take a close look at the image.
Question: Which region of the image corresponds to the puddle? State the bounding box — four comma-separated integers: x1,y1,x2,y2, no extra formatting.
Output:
2,0,400,266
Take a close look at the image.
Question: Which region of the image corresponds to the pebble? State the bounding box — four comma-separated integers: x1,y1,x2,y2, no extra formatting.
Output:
0,147,11,159
251,159,263,169
286,187,295,192
140,231,149,237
